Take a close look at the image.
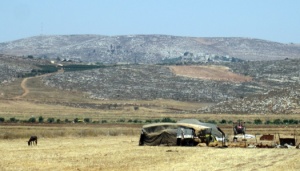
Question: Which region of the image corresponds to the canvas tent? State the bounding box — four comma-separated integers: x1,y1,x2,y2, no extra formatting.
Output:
177,119,225,141
139,119,226,146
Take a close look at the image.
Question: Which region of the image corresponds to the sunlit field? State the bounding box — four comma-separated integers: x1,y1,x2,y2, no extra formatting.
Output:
0,136,299,171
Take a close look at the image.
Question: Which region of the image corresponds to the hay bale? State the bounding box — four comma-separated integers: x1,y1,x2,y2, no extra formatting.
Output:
197,143,207,147
208,142,219,147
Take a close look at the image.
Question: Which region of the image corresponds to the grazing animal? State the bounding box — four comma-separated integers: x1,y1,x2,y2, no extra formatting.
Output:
28,136,38,146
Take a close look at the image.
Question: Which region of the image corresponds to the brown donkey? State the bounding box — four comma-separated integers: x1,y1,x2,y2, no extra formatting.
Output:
28,136,38,146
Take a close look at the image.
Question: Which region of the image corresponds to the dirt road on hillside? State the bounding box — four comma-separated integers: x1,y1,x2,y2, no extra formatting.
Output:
14,77,30,99
14,70,62,99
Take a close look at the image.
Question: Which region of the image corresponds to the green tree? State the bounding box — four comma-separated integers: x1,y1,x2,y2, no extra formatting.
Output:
28,117,36,123
74,118,79,123
219,119,227,124
38,116,44,123
207,120,217,124
161,117,175,123
145,119,152,123
254,119,262,125
264,120,272,125
47,118,55,123
10,117,17,122
84,118,91,123
273,119,282,125
283,119,289,124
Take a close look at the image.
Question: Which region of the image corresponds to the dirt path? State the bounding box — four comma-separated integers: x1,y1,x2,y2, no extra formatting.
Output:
14,70,62,99
14,77,30,99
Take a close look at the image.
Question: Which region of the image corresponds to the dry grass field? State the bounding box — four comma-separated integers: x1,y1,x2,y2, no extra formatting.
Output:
0,136,299,171
169,65,252,82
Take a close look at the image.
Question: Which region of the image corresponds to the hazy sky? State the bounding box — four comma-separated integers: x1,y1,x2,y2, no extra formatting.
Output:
1,0,299,43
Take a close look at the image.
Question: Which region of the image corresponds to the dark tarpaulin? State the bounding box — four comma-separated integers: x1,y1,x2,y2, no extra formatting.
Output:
139,122,209,146
142,129,177,146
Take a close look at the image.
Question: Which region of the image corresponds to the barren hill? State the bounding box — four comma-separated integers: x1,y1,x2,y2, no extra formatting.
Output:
1,35,300,64
2,52,300,114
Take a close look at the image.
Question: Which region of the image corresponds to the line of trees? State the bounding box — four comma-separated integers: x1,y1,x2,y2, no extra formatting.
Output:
0,117,177,124
0,117,299,125
217,118,299,125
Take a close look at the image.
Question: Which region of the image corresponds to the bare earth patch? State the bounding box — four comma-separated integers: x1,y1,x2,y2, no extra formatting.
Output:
169,65,252,82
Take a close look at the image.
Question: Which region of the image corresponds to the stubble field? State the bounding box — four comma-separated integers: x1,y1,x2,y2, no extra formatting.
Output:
0,136,300,171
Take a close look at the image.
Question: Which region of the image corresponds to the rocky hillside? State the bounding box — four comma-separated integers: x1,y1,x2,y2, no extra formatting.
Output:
42,64,261,102
0,54,51,84
1,35,300,64
40,59,300,114
201,59,300,114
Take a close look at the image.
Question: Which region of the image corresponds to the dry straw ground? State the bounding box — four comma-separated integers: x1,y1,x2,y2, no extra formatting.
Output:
169,65,252,82
0,136,299,171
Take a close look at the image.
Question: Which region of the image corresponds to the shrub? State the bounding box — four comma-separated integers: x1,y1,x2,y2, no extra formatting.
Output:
101,120,107,123
153,119,160,123
161,117,175,123
117,119,125,123
219,119,227,124
38,116,44,123
134,106,139,110
9,117,17,123
254,119,262,125
273,119,282,125
264,120,272,125
74,118,79,123
128,119,133,123
47,118,55,123
283,119,289,124
0,117,4,122
84,118,91,123
133,119,142,123
28,117,36,123
56,119,61,123
145,119,152,123
207,120,216,124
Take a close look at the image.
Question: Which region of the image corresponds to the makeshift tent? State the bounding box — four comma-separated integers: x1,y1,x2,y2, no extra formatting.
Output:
139,122,209,146
177,119,224,140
